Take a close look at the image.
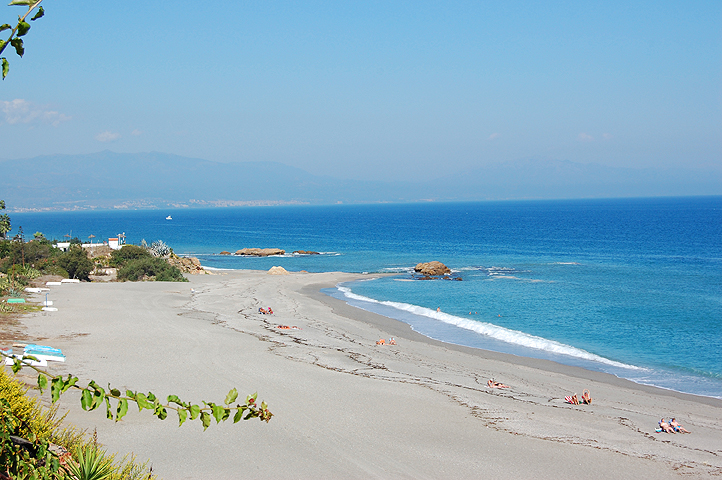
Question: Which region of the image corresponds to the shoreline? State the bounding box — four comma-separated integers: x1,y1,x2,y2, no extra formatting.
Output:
304,281,722,408
9,270,722,479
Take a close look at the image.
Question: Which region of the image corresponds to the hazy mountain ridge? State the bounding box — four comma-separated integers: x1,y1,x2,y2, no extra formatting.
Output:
1,151,719,211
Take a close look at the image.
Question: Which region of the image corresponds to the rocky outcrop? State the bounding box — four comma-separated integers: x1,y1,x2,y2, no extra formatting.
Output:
267,266,290,275
219,251,232,255
167,255,207,274
293,250,320,255
235,248,285,257
414,261,451,276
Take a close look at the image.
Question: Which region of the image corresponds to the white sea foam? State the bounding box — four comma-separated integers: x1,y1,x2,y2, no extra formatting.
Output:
338,286,641,371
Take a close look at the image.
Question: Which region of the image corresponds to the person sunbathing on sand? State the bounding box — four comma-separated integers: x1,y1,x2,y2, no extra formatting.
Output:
581,389,592,404
268,307,274,314
376,339,386,345
389,337,397,345
259,307,267,314
658,418,675,433
565,394,580,405
670,418,690,433
487,379,510,388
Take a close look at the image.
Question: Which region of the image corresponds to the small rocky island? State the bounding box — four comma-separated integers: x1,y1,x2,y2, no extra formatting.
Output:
413,261,461,281
414,261,451,276
235,248,285,256
220,248,320,256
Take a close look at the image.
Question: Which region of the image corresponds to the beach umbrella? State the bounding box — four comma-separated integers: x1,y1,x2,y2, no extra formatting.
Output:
88,234,95,246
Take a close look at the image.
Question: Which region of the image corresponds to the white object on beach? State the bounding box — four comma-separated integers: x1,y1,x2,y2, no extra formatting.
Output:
42,307,58,312
25,287,42,293
24,353,65,363
46,281,62,286
61,279,80,283
42,300,53,306
4,355,48,367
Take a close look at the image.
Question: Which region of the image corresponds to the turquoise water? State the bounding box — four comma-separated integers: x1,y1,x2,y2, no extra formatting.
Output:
9,197,722,397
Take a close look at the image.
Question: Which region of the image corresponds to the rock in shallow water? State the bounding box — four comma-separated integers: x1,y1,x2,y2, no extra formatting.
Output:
414,261,451,276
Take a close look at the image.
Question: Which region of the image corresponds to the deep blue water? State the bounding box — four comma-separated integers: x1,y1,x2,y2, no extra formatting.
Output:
8,197,722,398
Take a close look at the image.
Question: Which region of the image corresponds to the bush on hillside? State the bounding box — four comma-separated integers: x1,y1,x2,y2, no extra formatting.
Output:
117,257,187,282
109,245,151,267
57,245,94,281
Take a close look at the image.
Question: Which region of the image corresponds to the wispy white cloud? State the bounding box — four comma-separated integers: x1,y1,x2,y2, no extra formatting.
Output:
602,133,613,140
130,129,142,136
578,132,594,142
96,131,121,142
1,98,71,126
488,132,501,141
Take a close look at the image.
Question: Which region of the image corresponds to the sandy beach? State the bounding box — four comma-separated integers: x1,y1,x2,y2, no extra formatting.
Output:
11,270,722,479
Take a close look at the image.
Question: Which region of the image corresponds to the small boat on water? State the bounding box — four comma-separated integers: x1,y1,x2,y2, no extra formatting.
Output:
166,215,172,220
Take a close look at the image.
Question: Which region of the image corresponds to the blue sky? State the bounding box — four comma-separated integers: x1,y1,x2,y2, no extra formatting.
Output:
1,1,720,181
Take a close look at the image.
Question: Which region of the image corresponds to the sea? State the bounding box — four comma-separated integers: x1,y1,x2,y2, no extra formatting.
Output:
8,196,722,399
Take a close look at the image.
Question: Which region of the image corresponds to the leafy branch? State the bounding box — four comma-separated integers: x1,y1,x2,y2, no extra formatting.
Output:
1,352,273,430
1,0,45,80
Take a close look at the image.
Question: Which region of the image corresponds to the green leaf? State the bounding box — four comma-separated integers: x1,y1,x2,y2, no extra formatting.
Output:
189,404,200,420
167,394,183,406
37,373,47,393
154,404,168,420
211,404,227,423
109,387,121,397
81,389,92,410
91,387,105,410
233,406,245,423
0,24,11,31
147,391,157,403
200,411,211,431
30,6,43,21
10,37,24,57
116,398,128,421
62,376,78,392
11,357,21,373
50,377,62,403
225,387,238,405
105,397,113,419
177,408,187,426
126,390,136,399
136,392,153,411
8,0,37,5
16,21,29,37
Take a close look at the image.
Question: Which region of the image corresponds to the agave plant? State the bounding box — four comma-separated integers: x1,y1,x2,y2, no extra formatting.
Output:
149,240,170,258
64,446,115,480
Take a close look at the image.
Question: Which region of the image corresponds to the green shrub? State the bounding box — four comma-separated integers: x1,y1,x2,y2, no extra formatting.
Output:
57,246,93,281
109,245,151,267
117,257,186,282
0,368,54,442
42,265,70,278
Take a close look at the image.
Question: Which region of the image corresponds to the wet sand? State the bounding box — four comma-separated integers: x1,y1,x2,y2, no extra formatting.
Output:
11,270,722,479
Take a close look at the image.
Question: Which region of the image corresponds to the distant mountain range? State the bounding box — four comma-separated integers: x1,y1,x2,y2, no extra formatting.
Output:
1,151,720,211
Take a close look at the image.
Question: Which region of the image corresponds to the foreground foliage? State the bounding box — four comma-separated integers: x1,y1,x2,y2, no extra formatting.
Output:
1,0,44,80
3,353,273,429
1,368,157,479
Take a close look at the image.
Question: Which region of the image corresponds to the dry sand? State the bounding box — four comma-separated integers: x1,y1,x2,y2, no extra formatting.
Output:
10,270,722,479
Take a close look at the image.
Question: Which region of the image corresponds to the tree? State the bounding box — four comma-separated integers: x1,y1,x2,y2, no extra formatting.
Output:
0,0,44,80
57,245,93,280
0,200,10,239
